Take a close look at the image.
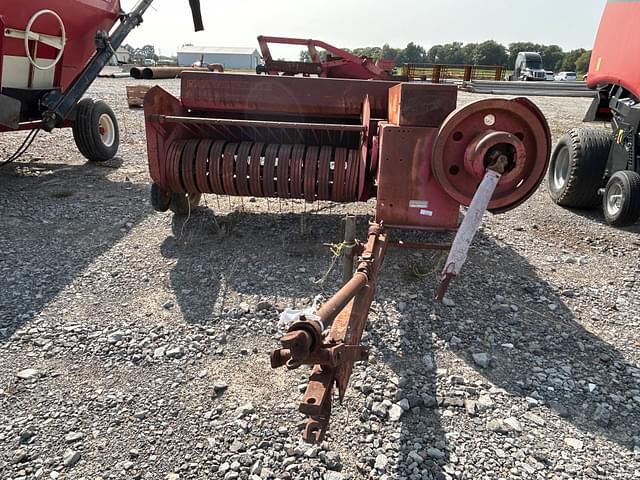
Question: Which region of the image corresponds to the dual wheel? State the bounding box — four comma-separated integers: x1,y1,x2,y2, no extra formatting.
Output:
549,127,640,227
72,98,119,162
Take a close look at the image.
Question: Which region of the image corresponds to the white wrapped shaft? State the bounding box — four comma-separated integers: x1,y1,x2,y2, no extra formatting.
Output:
441,170,502,278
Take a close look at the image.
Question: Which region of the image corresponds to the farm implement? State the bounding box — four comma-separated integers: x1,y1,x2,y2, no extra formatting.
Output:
256,35,398,80
144,72,551,441
0,0,203,163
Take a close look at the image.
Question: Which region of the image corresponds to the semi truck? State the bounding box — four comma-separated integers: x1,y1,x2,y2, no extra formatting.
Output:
513,52,546,81
548,0,640,226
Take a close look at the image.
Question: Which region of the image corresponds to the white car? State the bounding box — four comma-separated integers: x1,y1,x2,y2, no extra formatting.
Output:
555,71,577,81
545,71,555,81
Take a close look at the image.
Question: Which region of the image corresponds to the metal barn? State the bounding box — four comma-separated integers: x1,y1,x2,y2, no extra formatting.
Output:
177,45,261,69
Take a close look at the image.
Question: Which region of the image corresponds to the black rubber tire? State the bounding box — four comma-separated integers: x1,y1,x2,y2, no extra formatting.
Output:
72,99,95,160
602,170,640,227
72,99,119,162
169,192,202,215
150,183,172,212
548,127,611,208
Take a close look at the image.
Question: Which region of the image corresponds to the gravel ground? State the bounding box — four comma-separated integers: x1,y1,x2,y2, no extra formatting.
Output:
0,76,639,480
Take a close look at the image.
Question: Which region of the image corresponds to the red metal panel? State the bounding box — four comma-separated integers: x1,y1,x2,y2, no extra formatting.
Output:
2,0,121,90
388,83,457,127
375,124,460,230
180,72,400,118
143,86,191,188
0,16,5,86
588,1,640,99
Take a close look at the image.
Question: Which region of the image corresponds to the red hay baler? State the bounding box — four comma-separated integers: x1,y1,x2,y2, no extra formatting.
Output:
548,0,640,226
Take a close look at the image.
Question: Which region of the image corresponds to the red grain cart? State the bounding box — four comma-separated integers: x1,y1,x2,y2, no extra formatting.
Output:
0,0,203,164
548,0,640,226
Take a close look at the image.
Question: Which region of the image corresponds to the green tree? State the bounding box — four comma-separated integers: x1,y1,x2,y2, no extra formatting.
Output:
539,44,565,72
560,48,586,71
299,50,328,62
425,42,465,64
461,43,478,64
472,40,508,66
299,50,310,62
398,42,428,64
352,47,383,60
575,50,592,74
380,43,402,65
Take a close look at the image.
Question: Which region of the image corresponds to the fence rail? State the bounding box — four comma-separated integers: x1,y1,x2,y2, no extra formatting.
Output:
403,63,504,83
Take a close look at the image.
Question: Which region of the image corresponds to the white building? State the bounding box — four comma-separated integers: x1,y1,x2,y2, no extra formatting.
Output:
110,46,131,66
177,45,261,69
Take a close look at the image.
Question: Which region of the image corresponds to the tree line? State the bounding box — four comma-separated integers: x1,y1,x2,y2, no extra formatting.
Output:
301,41,592,73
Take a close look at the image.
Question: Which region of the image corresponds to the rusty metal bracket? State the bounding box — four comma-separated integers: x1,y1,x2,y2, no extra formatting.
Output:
271,222,388,443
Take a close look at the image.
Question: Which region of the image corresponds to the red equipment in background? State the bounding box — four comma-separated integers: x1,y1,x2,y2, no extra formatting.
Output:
587,1,640,100
256,35,398,80
548,0,640,227
143,72,551,441
0,0,203,163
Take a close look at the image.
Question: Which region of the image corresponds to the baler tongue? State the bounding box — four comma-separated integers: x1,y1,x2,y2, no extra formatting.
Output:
143,72,551,442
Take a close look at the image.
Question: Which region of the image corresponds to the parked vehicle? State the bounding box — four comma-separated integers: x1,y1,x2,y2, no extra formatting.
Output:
548,1,640,226
555,71,577,81
545,70,555,81
512,52,546,81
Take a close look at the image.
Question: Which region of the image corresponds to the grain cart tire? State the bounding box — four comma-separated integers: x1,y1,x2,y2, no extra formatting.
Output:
602,170,640,227
73,99,120,162
151,183,171,212
548,127,611,208
169,192,202,215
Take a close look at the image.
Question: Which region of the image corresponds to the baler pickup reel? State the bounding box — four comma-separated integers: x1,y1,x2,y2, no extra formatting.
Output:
143,73,550,442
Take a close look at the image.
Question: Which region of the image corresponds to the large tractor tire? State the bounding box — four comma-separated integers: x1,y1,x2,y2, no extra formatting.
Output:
602,170,640,227
73,99,120,162
548,127,611,208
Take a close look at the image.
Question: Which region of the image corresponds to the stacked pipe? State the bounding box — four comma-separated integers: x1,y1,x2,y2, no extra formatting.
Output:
130,66,211,79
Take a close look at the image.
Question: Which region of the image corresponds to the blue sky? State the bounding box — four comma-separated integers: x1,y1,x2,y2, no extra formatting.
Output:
121,0,606,58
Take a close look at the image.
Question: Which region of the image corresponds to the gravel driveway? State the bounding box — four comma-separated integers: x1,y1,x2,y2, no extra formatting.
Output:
0,77,639,480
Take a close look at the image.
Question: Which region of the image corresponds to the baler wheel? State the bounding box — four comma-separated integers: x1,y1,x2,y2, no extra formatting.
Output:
150,183,172,212
602,170,640,226
432,97,551,213
73,99,120,162
548,127,611,208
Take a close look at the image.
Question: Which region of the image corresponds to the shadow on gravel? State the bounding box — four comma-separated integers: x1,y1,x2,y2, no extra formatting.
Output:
354,225,637,475
161,208,637,472
560,205,640,233
0,161,150,341
427,230,638,449
162,207,355,325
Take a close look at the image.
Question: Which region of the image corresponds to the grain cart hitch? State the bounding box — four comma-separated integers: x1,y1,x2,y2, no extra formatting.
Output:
144,73,551,441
